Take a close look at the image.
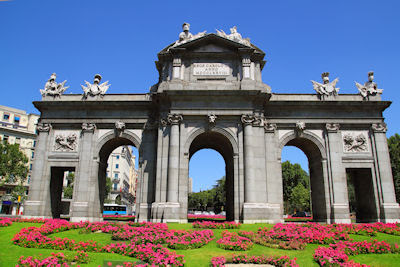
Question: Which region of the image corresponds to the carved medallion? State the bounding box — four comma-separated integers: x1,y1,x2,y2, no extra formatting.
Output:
54,133,78,152
326,123,340,132
342,132,368,152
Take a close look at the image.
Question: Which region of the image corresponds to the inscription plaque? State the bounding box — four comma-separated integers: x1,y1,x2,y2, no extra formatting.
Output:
193,63,230,76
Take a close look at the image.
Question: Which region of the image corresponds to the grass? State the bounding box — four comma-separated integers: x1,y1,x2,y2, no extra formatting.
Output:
1,222,400,266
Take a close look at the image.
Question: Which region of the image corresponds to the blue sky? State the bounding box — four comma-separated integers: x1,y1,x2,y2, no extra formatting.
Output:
1,1,399,192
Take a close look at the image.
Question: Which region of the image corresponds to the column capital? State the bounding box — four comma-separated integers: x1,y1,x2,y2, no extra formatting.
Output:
264,123,277,133
36,123,52,132
371,122,387,133
241,114,255,125
82,123,96,132
167,113,183,125
326,123,340,133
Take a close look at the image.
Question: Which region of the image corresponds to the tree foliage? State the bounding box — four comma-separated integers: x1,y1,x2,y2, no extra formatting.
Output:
63,172,74,199
188,176,226,213
104,177,113,203
0,143,29,185
388,133,400,203
282,160,310,214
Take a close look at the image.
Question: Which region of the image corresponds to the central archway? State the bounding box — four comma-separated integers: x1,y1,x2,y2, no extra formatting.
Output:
187,130,236,221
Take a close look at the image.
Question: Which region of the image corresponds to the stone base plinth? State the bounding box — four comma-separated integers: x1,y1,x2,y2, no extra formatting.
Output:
70,216,103,222
380,203,400,223
242,203,283,224
331,203,351,224
23,200,51,217
151,202,187,223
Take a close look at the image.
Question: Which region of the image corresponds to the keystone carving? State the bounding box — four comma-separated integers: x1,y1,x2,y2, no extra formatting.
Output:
115,121,126,132
208,114,217,125
54,133,78,152
167,114,183,125
343,133,368,152
371,122,387,133
326,123,340,132
82,123,96,132
40,73,69,98
36,123,52,132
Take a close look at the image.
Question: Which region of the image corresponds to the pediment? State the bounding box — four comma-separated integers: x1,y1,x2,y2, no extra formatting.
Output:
158,33,265,56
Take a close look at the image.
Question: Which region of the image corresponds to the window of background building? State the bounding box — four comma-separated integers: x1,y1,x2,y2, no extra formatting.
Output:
29,164,32,171
15,137,21,144
116,155,120,160
14,116,20,124
114,183,118,190
31,151,34,159
27,175,31,184
33,140,36,147
114,173,118,178
3,135,9,143
116,164,119,169
3,113,10,121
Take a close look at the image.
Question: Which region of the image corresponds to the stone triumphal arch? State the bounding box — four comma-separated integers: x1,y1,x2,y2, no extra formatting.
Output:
24,24,400,223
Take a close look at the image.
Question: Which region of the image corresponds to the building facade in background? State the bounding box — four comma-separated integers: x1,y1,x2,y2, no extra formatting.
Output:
0,105,39,215
106,146,137,207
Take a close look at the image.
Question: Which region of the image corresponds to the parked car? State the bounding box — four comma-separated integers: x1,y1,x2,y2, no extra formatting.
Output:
292,211,311,218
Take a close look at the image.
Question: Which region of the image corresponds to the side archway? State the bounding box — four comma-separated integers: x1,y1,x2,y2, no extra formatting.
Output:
278,131,329,222
96,131,141,214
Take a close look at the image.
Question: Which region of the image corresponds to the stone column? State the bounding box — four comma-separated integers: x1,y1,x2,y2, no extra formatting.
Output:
242,114,256,203
70,123,101,222
264,123,283,223
164,113,183,222
241,114,270,223
371,123,400,222
325,123,350,223
23,123,53,219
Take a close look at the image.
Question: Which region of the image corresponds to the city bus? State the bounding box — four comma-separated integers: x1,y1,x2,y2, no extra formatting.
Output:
103,204,127,215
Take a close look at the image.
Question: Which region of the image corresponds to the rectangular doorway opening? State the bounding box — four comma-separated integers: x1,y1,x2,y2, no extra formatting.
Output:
346,168,378,223
50,167,75,219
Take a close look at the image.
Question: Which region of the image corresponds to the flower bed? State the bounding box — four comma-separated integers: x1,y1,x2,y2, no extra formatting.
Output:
210,254,299,267
0,217,12,227
17,251,89,267
314,240,400,266
103,215,136,221
216,231,253,251
187,214,226,221
192,221,240,229
12,219,185,266
238,230,306,250
166,229,214,249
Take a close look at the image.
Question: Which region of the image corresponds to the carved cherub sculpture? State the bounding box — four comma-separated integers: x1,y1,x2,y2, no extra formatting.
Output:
40,73,69,97
355,71,383,98
81,74,110,98
311,72,339,96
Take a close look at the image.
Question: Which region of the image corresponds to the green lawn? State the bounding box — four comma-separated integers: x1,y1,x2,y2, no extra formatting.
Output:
1,222,400,266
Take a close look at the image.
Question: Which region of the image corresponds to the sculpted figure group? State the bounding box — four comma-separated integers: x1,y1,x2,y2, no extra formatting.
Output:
39,24,384,101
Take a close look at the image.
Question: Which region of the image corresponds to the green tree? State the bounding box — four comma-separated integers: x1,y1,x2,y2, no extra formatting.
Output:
0,143,29,185
104,177,113,203
289,183,310,212
213,176,226,213
281,160,310,214
388,133,400,203
188,176,226,213
63,172,74,199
